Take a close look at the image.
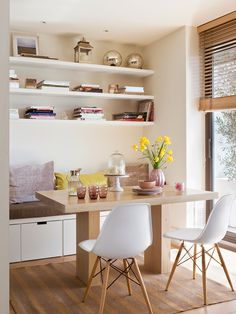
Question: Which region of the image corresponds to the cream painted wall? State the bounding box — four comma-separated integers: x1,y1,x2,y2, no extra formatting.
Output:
9,34,147,172
10,32,144,65
143,27,188,229
10,122,143,172
143,27,205,229
185,27,206,227
0,0,9,312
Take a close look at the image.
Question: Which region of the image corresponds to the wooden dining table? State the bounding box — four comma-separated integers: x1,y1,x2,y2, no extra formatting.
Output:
36,186,218,285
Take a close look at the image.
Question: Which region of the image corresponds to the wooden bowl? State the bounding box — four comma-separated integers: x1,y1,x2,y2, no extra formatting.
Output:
138,180,156,189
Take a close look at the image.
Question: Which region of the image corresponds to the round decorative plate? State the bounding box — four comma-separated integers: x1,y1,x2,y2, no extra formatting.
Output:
125,53,144,69
103,50,122,66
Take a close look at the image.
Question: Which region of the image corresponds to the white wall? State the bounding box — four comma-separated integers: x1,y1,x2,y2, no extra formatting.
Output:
9,34,147,172
0,0,9,312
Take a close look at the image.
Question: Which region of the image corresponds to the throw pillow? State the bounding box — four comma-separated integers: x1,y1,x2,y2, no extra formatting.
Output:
10,161,54,203
54,171,107,189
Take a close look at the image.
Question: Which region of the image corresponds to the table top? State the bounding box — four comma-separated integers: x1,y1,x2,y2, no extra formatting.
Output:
36,186,218,214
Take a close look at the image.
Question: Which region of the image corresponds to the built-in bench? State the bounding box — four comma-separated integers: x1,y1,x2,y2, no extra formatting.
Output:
9,163,149,263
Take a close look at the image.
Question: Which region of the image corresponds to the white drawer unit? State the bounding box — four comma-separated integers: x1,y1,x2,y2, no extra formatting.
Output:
63,219,76,255
21,220,63,261
9,212,112,262
9,224,21,263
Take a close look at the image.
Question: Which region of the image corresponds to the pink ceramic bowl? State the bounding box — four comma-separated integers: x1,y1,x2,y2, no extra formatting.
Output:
138,180,156,189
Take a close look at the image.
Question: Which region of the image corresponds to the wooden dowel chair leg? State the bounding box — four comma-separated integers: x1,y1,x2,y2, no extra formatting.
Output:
133,258,153,314
215,244,234,291
123,259,132,295
82,256,100,303
193,243,197,279
99,260,110,314
165,241,184,291
201,245,207,305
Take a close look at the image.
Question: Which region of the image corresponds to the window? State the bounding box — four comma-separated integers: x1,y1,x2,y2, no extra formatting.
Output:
199,16,236,111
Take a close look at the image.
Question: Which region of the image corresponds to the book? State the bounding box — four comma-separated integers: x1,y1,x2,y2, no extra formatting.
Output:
26,106,54,111
9,109,19,120
119,86,144,92
25,113,56,119
74,107,103,114
73,113,104,119
37,80,70,87
72,85,103,93
9,79,20,88
113,112,146,120
137,100,154,121
38,86,70,92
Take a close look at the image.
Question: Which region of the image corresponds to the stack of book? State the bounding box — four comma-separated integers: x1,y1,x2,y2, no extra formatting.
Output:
9,109,19,120
37,80,70,92
72,84,103,93
137,100,154,121
73,107,105,121
117,86,144,94
24,106,56,120
113,112,146,122
9,69,20,89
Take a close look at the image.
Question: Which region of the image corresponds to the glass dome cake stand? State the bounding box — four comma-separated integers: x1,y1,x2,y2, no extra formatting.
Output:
104,174,129,192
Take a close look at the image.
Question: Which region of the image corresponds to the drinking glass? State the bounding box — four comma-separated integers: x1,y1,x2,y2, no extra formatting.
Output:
88,185,99,200
77,186,86,199
98,185,108,198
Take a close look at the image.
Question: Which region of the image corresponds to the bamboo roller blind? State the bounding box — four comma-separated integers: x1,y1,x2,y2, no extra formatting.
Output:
199,15,236,111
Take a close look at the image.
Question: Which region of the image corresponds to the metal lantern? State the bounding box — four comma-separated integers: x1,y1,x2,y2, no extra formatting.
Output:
74,37,93,63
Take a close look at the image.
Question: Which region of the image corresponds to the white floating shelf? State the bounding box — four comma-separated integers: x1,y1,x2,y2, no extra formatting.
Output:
10,88,154,101
9,56,154,77
10,119,154,127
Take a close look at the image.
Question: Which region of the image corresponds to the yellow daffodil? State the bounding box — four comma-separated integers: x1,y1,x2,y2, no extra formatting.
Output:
167,155,173,162
139,136,150,146
164,136,171,145
133,135,173,170
140,144,147,152
156,136,163,142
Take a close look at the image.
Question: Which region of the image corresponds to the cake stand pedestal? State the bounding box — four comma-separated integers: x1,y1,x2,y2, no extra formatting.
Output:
104,174,129,192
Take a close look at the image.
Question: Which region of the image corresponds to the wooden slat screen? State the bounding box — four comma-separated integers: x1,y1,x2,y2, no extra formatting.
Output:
199,17,236,111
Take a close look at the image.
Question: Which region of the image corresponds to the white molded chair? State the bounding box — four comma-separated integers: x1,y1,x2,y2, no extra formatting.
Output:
79,203,153,314
164,194,235,305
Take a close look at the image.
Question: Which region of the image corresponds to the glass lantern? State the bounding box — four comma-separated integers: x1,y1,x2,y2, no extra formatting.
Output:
108,151,126,175
74,37,93,63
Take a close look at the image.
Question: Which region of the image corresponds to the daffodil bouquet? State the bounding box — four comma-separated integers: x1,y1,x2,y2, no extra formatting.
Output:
133,136,173,169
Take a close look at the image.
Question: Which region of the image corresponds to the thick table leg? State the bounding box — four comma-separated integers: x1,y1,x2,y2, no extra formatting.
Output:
144,204,170,274
76,211,100,285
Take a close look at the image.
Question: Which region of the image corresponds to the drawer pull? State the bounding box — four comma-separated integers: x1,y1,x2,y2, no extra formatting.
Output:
37,221,47,225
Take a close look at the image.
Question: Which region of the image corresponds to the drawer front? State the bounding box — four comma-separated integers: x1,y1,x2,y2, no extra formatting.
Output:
63,219,76,255
9,224,21,262
22,220,62,261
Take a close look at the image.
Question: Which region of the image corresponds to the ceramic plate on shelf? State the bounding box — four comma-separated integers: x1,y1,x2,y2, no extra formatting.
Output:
132,186,163,195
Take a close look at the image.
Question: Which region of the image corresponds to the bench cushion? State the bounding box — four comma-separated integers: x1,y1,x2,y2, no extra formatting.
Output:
10,201,63,219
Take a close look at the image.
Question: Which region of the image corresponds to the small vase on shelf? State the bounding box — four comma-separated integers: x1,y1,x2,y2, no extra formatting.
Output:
150,168,165,187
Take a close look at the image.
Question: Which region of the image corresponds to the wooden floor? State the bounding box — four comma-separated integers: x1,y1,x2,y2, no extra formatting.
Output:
10,248,236,314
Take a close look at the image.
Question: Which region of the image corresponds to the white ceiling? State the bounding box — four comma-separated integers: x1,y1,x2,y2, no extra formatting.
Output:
10,0,235,46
